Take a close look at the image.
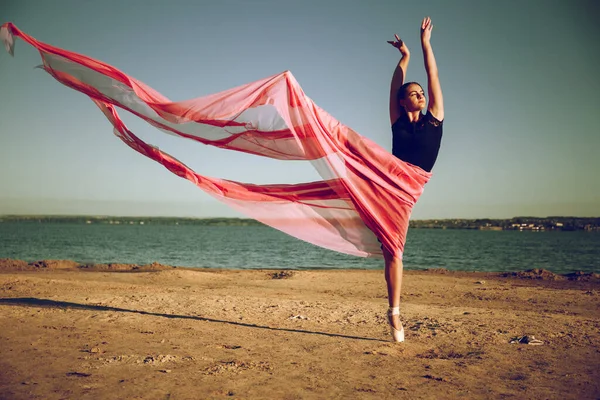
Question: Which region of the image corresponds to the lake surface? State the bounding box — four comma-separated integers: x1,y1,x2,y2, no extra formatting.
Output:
1,222,598,274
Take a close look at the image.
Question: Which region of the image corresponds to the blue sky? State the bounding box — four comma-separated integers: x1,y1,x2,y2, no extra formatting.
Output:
1,0,599,219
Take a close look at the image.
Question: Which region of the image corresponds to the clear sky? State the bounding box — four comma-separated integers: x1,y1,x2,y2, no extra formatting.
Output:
1,0,599,219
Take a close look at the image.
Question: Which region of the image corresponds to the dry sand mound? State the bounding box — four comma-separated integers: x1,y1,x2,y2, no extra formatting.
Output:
501,268,565,280
0,259,174,273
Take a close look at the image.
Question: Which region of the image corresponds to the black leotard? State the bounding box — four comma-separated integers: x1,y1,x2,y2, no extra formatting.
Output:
391,110,443,172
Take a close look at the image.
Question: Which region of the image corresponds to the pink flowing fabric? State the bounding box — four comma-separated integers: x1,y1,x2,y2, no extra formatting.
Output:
1,22,432,259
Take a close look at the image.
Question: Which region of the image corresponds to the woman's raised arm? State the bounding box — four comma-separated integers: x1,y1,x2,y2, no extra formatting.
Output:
388,35,410,125
420,17,444,121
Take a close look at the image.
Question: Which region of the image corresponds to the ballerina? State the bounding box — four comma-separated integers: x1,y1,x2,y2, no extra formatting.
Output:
385,17,445,342
2,20,440,343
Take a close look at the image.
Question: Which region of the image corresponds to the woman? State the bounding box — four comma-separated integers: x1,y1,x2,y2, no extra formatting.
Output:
385,17,444,342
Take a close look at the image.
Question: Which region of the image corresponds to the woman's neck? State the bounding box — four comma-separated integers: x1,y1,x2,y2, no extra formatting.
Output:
405,110,422,123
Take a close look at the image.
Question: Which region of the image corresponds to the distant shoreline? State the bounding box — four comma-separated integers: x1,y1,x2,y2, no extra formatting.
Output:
1,215,599,231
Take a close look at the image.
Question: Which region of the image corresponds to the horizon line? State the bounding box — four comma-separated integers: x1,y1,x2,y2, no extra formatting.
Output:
1,214,599,221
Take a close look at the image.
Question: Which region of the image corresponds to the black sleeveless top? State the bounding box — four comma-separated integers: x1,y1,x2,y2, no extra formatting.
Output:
391,110,443,172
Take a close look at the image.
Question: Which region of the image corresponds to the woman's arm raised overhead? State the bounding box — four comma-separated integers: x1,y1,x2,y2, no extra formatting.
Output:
388,34,410,125
420,17,444,122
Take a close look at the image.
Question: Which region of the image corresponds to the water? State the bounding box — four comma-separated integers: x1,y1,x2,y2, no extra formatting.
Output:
1,222,599,274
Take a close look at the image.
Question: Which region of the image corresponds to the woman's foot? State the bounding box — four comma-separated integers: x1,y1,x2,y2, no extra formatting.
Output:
387,307,405,342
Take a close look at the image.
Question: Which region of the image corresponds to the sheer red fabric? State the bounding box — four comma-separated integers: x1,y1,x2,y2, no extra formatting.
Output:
1,22,432,259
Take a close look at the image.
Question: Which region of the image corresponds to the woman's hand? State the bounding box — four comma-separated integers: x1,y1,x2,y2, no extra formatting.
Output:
421,17,433,44
387,34,410,57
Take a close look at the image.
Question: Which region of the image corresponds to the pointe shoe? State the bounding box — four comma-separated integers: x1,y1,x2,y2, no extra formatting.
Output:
387,308,405,343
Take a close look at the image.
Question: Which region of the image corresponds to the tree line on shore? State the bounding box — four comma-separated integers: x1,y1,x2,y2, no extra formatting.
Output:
0,215,262,226
409,217,600,231
1,215,599,231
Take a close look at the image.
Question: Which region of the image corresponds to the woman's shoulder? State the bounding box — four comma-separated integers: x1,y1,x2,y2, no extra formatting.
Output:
392,110,416,128
425,109,443,127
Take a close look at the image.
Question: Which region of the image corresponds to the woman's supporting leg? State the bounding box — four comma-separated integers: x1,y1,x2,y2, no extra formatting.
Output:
383,247,403,332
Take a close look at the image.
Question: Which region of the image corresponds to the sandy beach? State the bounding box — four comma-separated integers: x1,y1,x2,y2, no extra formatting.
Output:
0,259,599,399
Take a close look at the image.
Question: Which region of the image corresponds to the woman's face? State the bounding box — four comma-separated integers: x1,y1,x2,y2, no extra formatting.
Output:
400,84,426,112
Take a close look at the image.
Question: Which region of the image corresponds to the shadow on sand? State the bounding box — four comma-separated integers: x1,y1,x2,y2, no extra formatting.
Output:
0,297,386,342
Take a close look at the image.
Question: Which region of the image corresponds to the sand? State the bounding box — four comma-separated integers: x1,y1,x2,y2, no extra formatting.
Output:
0,259,599,399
